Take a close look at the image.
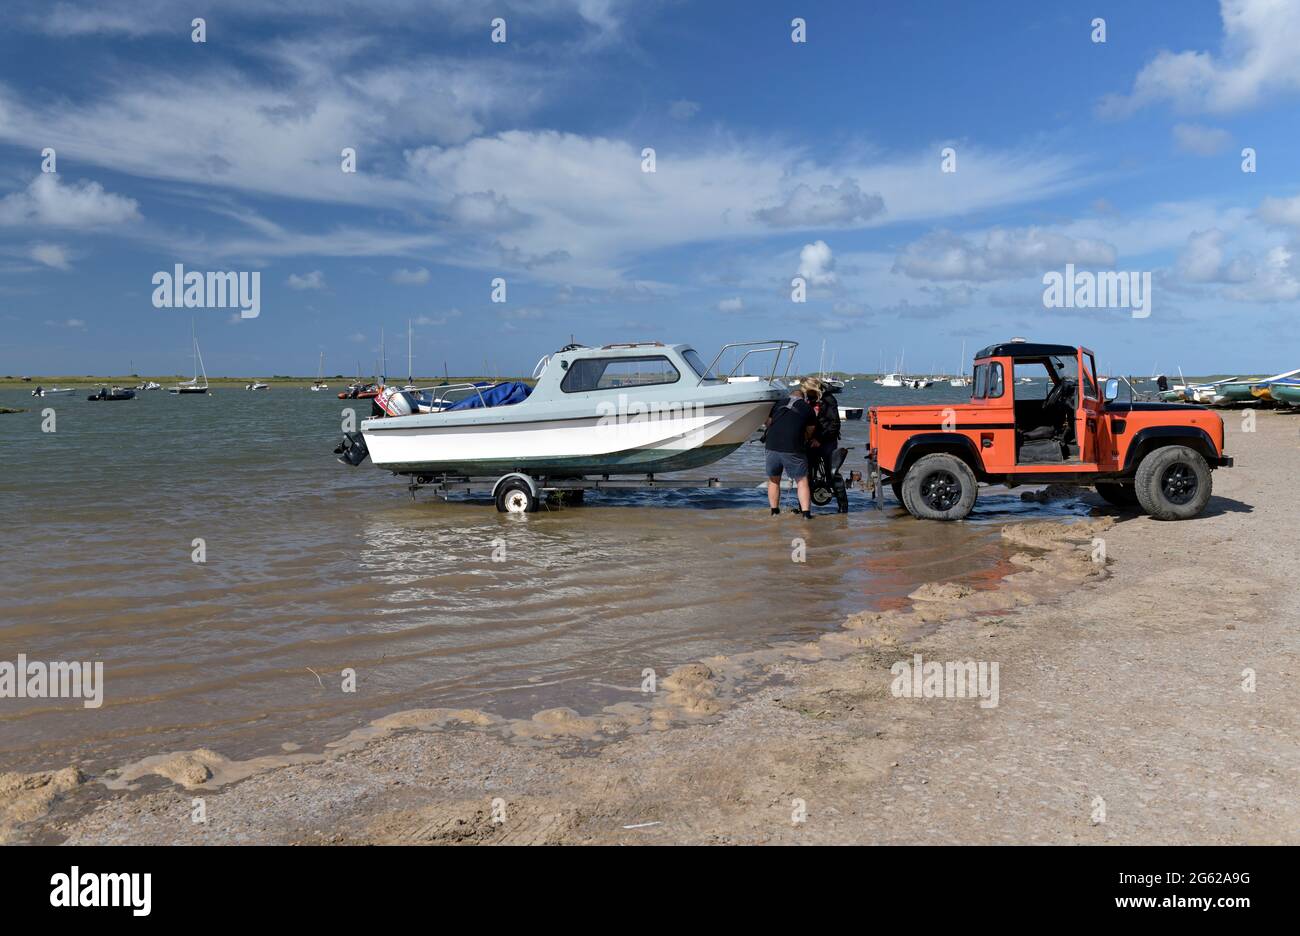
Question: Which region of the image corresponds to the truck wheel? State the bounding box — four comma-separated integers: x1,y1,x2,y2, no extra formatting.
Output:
901,454,978,521
1094,481,1141,511
495,479,539,514
1134,446,1212,520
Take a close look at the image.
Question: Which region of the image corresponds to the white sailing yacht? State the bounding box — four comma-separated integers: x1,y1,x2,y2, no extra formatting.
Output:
311,352,328,391
170,320,210,394
949,340,971,387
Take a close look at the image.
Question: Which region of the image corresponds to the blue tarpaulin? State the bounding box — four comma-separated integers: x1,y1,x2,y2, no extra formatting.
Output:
444,381,532,411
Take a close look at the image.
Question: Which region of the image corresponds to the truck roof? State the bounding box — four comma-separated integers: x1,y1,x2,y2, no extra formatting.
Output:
975,341,1077,359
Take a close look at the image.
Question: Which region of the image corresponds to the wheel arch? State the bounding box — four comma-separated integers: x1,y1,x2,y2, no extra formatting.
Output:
894,434,986,481
1122,427,1217,474
492,472,540,501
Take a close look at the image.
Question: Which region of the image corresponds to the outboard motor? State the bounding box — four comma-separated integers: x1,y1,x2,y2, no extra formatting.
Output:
1157,374,1169,392
334,431,369,466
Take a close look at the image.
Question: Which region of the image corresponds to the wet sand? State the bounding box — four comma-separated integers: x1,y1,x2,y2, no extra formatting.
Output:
7,411,1297,845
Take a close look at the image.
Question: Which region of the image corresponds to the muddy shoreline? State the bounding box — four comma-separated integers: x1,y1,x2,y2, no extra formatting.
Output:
5,413,1296,845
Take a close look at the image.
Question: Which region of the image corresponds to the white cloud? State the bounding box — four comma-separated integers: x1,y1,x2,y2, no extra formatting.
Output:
44,317,85,327
405,131,1084,286
347,332,367,343
1175,227,1298,300
1258,194,1300,227
1099,0,1300,116
716,296,744,312
756,179,885,228
30,243,72,270
390,267,431,285
1172,123,1232,155
25,0,639,39
798,240,836,286
287,270,325,290
0,174,140,228
668,99,701,120
893,227,1116,282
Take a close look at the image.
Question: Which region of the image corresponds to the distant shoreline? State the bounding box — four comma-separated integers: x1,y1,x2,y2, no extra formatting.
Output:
0,375,525,389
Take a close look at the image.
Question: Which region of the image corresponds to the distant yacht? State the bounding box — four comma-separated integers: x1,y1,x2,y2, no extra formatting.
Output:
170,320,211,394
311,351,329,391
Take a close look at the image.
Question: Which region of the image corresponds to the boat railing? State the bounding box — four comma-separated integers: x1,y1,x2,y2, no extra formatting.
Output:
696,339,798,387
402,381,496,408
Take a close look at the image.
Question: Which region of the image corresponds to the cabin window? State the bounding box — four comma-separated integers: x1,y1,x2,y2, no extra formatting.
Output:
682,349,718,381
988,363,1005,398
1082,353,1099,400
561,355,681,392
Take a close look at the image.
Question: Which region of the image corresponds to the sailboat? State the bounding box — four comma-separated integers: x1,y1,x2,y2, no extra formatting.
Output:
402,320,420,392
170,320,210,394
311,352,328,391
949,341,971,387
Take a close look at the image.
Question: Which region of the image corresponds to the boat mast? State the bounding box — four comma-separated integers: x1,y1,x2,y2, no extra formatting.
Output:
407,319,413,386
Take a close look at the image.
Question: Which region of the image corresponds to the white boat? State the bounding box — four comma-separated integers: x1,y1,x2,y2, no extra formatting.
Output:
337,340,797,479
30,386,76,397
878,373,905,387
246,381,270,390
838,406,864,421
135,381,161,391
949,341,970,386
311,351,328,391
170,320,211,394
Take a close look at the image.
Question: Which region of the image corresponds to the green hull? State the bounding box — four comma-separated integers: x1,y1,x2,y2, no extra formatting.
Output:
386,442,744,477
1271,384,1300,406
1215,382,1257,402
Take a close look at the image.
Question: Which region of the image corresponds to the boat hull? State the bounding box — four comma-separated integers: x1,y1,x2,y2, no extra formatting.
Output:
1270,383,1300,406
362,399,774,477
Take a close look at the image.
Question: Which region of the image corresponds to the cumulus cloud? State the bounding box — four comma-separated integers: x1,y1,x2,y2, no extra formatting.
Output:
1172,123,1232,155
1175,228,1299,301
446,191,527,229
390,267,431,285
798,240,836,285
716,296,744,312
893,227,1117,282
30,243,72,270
0,174,140,227
287,270,325,289
1099,0,1300,116
1258,194,1300,227
756,179,885,228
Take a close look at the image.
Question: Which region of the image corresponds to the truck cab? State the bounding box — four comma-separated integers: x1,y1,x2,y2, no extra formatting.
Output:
867,340,1232,521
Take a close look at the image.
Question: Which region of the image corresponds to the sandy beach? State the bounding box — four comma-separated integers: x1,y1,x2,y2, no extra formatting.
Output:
5,410,1296,846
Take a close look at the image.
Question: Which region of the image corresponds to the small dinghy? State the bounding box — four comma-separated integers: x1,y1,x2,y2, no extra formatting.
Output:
31,386,76,397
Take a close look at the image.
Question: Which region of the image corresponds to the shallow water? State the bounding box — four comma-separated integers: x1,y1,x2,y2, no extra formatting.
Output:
0,381,1089,773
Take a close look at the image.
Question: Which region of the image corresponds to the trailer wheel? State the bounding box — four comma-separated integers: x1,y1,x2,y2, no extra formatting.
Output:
496,479,538,514
1094,481,1141,511
900,453,978,521
811,481,835,507
1134,445,1212,520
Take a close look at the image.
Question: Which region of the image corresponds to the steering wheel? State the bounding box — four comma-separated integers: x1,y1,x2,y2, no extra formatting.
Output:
1042,377,1076,412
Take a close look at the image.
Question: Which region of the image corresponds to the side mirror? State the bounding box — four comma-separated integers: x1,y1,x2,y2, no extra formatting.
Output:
1104,378,1120,401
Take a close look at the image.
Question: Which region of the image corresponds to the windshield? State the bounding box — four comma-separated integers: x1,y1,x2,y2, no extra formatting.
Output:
682,348,718,380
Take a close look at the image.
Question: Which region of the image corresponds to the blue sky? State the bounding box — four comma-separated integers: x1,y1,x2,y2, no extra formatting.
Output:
1,0,1299,378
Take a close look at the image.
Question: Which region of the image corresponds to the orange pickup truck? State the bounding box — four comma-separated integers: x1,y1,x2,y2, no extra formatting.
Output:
865,340,1233,521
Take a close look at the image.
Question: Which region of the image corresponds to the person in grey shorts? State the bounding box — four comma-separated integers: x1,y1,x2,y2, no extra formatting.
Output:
763,383,816,518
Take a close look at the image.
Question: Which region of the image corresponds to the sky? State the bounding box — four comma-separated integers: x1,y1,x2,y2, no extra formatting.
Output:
1,0,1299,378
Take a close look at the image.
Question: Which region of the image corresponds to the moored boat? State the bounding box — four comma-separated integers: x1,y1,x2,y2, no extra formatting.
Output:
87,386,136,401
30,386,76,397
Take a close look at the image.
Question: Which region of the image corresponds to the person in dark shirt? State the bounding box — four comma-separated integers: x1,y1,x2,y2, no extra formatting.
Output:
806,378,845,512
764,385,816,518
